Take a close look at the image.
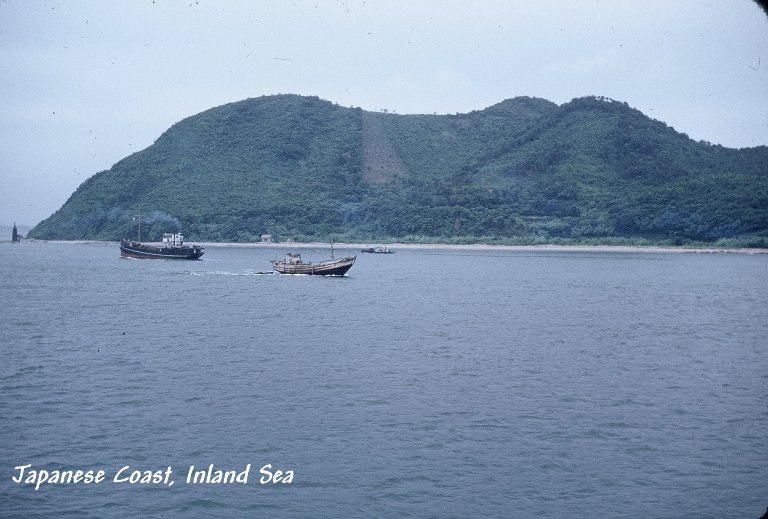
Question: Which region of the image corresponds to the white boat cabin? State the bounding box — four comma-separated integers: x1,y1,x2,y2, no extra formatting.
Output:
285,253,303,264
162,233,185,248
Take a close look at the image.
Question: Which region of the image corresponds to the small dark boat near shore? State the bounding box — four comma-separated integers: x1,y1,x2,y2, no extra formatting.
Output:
120,233,204,260
271,252,355,276
361,245,395,254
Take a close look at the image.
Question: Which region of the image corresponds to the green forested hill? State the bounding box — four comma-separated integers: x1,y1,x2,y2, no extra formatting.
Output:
28,94,768,245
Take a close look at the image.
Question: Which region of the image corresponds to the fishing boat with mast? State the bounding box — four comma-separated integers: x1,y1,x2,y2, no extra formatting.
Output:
271,241,355,276
120,215,204,260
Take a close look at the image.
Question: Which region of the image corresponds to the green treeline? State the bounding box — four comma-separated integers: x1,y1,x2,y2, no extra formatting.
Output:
28,94,768,246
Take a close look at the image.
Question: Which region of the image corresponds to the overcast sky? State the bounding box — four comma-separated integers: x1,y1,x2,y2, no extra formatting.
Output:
1,0,767,226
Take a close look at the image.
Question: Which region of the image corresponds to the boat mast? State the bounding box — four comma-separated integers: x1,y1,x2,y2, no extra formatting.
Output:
133,214,142,242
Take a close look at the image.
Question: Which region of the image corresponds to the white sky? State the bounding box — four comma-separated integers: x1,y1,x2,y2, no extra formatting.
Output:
1,0,767,226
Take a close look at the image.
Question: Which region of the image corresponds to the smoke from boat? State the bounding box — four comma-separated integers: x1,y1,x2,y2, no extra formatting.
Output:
142,210,182,232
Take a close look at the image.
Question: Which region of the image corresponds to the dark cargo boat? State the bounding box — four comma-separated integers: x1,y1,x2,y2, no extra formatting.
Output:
120,233,204,260
361,245,395,254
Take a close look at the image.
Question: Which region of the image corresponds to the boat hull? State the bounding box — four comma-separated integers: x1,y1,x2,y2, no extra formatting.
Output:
271,256,356,276
120,240,205,260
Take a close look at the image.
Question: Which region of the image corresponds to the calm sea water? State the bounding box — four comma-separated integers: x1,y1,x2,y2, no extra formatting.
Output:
1,242,766,518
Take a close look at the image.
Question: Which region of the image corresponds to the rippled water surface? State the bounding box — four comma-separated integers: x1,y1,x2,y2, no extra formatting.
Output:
1,242,766,518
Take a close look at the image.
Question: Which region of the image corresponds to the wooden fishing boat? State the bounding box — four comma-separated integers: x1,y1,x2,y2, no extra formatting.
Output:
271,252,355,276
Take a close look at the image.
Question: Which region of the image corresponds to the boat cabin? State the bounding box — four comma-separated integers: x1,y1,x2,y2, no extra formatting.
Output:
163,233,185,248
285,253,303,264
285,252,304,265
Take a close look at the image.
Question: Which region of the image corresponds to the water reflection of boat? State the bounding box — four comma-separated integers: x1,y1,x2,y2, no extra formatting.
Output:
120,233,204,260
271,252,355,276
361,246,395,254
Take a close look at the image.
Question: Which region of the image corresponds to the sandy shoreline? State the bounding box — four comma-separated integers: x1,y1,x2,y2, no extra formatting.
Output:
203,242,768,254
23,239,768,254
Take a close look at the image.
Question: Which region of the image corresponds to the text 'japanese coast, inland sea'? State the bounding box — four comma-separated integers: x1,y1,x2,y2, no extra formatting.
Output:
12,464,294,490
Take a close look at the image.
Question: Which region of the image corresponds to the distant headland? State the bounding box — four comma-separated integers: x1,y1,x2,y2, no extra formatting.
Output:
26,94,768,248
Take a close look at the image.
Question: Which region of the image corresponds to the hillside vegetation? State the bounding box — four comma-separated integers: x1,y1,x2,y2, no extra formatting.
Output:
29,94,768,246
